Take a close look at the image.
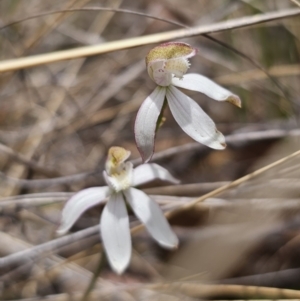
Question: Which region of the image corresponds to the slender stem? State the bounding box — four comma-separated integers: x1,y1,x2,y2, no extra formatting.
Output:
155,98,168,133
80,252,106,301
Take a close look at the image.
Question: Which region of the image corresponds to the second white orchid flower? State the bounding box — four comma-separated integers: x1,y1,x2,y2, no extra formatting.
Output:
57,147,179,274
135,42,241,162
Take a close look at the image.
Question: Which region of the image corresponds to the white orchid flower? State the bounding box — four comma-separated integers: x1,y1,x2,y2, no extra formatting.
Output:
57,146,179,274
135,42,241,162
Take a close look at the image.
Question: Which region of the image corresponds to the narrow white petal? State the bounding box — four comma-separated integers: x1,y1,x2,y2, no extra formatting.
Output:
167,86,226,150
57,187,109,235
172,73,241,107
124,188,178,249
100,193,131,274
134,87,166,162
132,163,180,187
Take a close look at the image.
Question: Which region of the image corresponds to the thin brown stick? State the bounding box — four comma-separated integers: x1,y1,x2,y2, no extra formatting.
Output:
0,169,101,188
1,127,299,188
220,266,300,288
0,8,300,72
150,283,300,299
215,63,300,85
0,225,99,269
0,143,61,177
0,0,93,198
1,5,289,104
130,148,300,237
290,0,300,8
180,149,300,210
133,128,300,165
0,7,187,31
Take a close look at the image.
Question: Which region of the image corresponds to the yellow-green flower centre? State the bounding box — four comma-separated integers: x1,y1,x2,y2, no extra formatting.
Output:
105,146,133,192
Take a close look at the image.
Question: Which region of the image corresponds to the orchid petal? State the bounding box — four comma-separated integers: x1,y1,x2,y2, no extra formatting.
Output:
134,86,166,162
172,73,241,107
124,188,178,249
132,163,180,187
57,187,109,235
100,193,131,274
166,86,226,150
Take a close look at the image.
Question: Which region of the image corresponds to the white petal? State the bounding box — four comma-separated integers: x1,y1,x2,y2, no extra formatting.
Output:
57,187,109,235
100,193,131,274
172,73,241,107
124,188,178,249
166,86,226,150
132,163,180,187
134,87,166,163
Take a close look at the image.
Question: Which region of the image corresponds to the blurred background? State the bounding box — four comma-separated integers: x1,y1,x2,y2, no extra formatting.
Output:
0,0,300,300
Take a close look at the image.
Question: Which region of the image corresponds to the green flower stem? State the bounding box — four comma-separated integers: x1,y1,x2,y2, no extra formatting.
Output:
81,252,106,301
155,97,167,133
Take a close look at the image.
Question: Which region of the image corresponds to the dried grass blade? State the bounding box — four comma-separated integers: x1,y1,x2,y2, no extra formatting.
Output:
0,8,299,72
